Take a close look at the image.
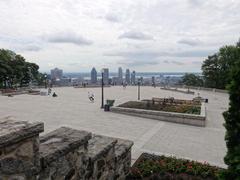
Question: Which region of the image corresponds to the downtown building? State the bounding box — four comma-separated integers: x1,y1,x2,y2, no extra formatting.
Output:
91,67,97,84
50,68,63,80
102,68,109,85
125,69,130,85
118,67,123,85
131,70,136,85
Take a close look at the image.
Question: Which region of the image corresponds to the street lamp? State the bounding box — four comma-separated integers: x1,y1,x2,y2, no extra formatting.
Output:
101,70,104,108
44,74,47,89
28,67,32,89
137,79,141,100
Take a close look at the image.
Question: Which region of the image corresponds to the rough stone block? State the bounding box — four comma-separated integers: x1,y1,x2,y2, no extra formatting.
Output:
86,135,117,180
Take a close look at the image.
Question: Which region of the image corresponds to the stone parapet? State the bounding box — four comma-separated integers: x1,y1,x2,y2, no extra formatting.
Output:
86,135,117,180
0,119,134,180
0,118,44,179
114,139,133,180
39,127,91,179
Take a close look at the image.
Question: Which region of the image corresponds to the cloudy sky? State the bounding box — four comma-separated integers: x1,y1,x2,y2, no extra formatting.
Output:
0,0,239,73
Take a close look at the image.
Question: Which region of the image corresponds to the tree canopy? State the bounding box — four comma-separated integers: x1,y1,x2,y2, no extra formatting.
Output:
202,41,240,89
180,73,203,87
0,49,44,88
221,50,240,179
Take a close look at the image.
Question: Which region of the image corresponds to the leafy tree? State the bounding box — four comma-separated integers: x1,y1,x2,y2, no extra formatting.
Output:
221,56,240,179
202,42,240,89
180,73,203,86
0,49,42,88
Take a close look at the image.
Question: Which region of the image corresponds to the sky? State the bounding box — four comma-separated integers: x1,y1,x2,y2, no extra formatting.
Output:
0,0,239,73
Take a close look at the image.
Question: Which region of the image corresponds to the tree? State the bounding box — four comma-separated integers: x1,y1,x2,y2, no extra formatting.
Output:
0,49,41,88
180,73,203,86
221,56,240,179
202,43,240,89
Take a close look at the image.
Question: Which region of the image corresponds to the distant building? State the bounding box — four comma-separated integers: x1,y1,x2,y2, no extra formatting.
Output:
125,69,130,84
118,67,123,84
102,68,109,85
152,76,155,86
131,71,136,85
91,67,97,84
51,68,63,80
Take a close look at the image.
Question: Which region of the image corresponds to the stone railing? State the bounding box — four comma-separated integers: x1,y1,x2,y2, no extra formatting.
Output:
0,119,133,180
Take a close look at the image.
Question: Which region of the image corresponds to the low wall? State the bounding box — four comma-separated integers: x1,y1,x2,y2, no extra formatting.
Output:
0,119,133,180
171,85,228,94
160,87,195,95
111,103,206,127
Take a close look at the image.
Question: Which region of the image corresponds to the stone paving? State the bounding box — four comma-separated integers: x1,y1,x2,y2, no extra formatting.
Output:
0,86,229,168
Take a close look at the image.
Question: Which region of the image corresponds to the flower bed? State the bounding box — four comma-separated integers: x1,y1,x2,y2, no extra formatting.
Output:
127,153,224,180
118,101,201,115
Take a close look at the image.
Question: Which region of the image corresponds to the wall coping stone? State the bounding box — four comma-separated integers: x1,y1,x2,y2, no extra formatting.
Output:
87,135,117,161
39,127,91,168
114,138,133,161
0,119,44,148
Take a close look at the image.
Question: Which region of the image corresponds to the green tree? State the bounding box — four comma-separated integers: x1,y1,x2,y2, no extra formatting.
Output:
0,49,41,88
221,57,240,179
202,42,240,89
180,73,203,86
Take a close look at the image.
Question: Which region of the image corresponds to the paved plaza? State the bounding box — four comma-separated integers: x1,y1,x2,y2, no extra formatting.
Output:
0,86,229,167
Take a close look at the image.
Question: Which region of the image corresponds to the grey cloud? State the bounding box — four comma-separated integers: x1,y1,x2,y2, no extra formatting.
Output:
163,60,170,64
119,31,154,40
171,60,184,65
104,49,214,59
105,13,120,22
192,61,202,65
178,38,201,46
47,32,93,46
117,59,159,67
104,51,161,60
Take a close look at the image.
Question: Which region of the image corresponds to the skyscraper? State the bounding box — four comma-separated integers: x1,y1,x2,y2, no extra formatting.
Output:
91,67,97,84
102,68,109,85
152,76,155,86
125,69,130,84
50,68,63,80
118,67,123,84
131,70,136,85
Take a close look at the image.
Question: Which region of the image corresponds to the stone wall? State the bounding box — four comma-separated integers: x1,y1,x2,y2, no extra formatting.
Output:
0,119,133,180
111,103,206,127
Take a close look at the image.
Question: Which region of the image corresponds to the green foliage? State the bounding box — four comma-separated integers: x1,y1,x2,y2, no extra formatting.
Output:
221,55,240,179
202,41,240,89
128,154,223,179
0,49,42,88
180,73,203,86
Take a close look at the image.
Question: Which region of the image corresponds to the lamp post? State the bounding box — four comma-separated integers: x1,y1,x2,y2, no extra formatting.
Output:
44,74,47,89
138,79,141,100
101,70,104,108
28,67,32,89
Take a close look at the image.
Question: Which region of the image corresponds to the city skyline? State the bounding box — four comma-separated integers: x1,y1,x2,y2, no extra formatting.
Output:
0,0,239,72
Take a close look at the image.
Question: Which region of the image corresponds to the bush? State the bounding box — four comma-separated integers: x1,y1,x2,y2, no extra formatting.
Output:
128,153,224,180
221,58,240,179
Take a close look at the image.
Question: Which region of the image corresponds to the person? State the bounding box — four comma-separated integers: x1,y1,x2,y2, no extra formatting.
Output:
88,92,94,102
48,88,52,95
52,92,57,97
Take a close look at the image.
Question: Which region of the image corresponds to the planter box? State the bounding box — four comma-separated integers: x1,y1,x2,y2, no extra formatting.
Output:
111,103,206,127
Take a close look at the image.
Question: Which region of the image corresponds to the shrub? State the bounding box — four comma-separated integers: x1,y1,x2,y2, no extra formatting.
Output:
221,58,240,179
128,153,223,180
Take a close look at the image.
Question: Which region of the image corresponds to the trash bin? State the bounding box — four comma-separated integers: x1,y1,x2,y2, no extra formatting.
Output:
104,104,110,111
205,99,208,103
